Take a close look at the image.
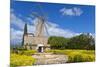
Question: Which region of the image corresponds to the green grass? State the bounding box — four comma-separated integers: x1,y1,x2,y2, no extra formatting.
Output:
10,50,36,67
18,50,37,55
10,49,95,66
46,49,95,63
10,53,36,67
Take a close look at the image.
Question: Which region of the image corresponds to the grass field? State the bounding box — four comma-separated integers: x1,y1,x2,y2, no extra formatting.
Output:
46,49,95,63
10,49,95,67
10,50,36,67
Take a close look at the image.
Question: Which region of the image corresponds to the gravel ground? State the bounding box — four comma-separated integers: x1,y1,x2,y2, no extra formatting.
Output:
32,53,68,65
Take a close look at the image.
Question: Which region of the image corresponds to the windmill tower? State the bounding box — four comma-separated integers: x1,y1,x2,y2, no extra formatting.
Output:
22,4,51,52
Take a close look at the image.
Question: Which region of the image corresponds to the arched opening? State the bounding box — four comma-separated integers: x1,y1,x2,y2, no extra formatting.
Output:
37,44,44,53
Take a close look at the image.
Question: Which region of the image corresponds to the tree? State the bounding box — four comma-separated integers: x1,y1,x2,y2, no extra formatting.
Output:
67,33,95,50
22,23,28,46
48,33,95,50
48,36,68,49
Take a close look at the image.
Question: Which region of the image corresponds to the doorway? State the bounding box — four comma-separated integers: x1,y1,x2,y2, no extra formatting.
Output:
38,46,42,52
37,44,44,53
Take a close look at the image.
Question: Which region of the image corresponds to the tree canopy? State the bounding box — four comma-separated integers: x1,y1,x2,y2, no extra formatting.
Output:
48,33,95,50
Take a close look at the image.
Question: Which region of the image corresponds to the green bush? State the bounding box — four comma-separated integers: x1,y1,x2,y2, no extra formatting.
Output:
18,50,36,56
10,53,36,66
67,51,95,63
11,49,37,56
68,54,83,62
10,64,16,67
46,50,67,54
68,54,95,63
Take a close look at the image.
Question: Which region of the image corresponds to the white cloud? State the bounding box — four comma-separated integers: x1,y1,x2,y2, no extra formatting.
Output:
46,21,59,28
10,28,23,45
10,9,35,44
89,33,95,38
27,17,33,23
45,22,81,38
10,9,82,45
27,24,35,33
10,9,25,44
10,11,25,30
60,7,83,16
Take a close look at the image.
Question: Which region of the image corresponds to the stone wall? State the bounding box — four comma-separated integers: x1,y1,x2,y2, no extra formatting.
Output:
23,35,50,50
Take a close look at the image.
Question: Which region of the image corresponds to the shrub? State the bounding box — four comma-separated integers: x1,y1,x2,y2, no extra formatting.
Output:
10,53,36,66
10,64,16,67
18,50,36,56
11,49,37,56
46,50,95,63
68,53,83,62
67,51,95,63
46,50,67,54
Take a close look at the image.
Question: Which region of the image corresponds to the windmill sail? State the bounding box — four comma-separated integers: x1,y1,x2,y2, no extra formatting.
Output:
35,18,45,37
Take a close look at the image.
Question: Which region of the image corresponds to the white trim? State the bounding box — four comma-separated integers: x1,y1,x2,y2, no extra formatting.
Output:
38,44,44,47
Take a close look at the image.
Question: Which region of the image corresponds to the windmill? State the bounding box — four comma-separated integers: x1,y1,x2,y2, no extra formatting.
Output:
22,3,51,51
31,12,51,37
30,3,52,37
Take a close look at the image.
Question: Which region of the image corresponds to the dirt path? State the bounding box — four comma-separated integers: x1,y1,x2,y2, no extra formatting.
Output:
32,53,68,65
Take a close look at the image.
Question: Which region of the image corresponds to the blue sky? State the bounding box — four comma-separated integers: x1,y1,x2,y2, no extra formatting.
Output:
10,0,95,45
